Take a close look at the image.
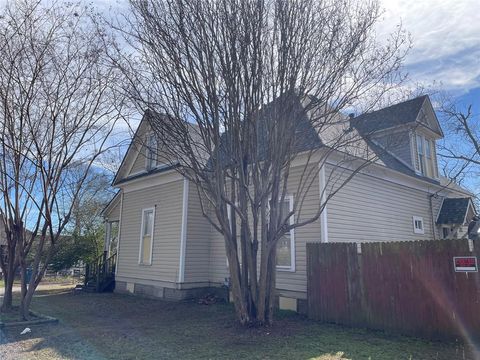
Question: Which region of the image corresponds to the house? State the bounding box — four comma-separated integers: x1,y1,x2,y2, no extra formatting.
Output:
102,95,476,312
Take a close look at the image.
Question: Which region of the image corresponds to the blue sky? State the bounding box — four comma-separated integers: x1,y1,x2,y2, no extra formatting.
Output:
95,0,480,107
377,0,480,102
94,0,480,190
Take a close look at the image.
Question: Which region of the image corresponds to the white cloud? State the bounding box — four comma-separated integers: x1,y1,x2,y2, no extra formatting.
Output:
378,0,480,91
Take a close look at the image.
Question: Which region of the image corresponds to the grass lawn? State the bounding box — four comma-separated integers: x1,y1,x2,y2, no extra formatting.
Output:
0,285,478,360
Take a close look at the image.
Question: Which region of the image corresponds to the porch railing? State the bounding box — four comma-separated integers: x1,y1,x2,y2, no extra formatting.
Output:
84,251,117,292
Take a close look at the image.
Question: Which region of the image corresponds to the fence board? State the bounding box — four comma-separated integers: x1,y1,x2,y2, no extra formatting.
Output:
307,239,480,341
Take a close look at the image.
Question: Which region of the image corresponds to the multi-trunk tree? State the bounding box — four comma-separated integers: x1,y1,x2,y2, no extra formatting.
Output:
114,0,410,325
0,1,126,319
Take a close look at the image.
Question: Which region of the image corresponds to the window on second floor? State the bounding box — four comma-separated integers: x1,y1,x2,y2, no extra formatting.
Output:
145,133,158,170
414,133,438,178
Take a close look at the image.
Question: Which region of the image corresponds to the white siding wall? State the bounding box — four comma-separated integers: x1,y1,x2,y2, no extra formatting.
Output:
116,179,183,286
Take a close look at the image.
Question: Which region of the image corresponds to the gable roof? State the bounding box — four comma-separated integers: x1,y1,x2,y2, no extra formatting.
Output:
112,114,151,186
112,110,208,186
352,95,443,137
112,94,448,188
436,198,475,225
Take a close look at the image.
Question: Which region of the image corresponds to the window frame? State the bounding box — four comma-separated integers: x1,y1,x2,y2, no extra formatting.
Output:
145,133,158,170
416,134,426,175
412,216,425,235
414,133,438,179
138,207,155,265
276,195,296,272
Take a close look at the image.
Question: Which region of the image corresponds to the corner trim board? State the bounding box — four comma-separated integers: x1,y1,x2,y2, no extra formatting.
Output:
319,164,329,243
115,192,124,276
178,178,189,283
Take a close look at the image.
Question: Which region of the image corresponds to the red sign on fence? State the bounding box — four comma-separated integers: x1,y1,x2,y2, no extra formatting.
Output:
453,256,478,272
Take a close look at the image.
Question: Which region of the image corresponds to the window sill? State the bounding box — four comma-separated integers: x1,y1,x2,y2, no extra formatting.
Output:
138,263,152,266
276,266,296,273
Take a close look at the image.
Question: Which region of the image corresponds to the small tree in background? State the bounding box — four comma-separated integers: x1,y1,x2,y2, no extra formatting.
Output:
114,0,410,325
0,1,126,319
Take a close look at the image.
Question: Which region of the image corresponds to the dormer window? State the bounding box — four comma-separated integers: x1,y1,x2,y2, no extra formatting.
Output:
414,133,438,178
145,133,158,170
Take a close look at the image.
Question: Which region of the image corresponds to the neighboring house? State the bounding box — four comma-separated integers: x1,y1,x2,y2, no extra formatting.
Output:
103,95,476,312
437,197,477,240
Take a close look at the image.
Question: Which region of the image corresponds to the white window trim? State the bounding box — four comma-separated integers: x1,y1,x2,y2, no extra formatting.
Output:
225,196,296,272
145,133,158,170
416,134,426,175
412,216,425,235
413,132,438,179
139,207,155,265
276,195,296,272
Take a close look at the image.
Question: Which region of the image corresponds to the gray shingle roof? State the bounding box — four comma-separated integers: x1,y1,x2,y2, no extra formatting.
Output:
352,95,428,134
115,94,446,188
436,198,472,224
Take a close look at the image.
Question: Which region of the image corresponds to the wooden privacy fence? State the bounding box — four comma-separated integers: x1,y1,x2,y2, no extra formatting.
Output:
307,239,480,341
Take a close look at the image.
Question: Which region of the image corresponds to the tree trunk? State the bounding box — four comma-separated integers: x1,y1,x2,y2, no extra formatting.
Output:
1,271,15,311
19,283,35,320
1,244,17,311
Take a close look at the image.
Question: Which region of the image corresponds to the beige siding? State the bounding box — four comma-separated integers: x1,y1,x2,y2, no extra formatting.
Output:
209,223,228,284
326,164,442,243
207,164,321,295
117,179,183,285
276,164,320,297
105,195,121,222
184,184,212,283
129,147,147,175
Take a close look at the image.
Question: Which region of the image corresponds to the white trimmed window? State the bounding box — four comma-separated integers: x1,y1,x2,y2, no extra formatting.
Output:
276,196,295,271
139,208,155,265
145,133,158,170
413,216,424,235
414,133,438,178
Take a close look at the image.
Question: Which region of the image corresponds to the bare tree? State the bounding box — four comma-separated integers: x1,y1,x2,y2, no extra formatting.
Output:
437,99,480,192
0,1,126,319
114,0,410,325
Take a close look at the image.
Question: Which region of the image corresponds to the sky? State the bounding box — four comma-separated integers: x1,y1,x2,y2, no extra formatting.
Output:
377,0,480,100
93,0,480,189
93,0,480,102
